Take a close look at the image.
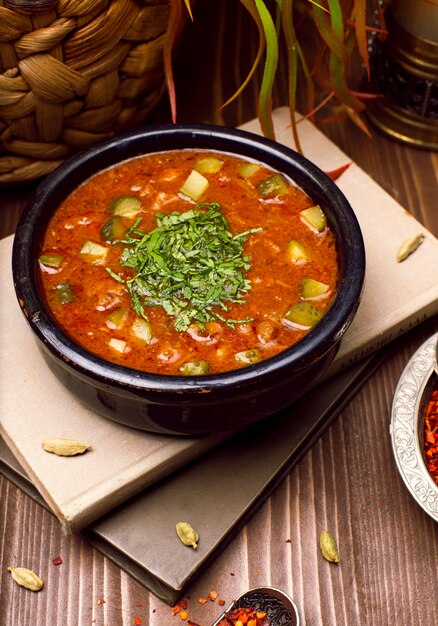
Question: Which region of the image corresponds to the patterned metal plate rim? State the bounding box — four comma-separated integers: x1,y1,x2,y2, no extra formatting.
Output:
390,332,438,522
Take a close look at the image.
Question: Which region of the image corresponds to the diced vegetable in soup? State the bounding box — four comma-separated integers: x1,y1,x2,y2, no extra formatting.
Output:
38,150,339,375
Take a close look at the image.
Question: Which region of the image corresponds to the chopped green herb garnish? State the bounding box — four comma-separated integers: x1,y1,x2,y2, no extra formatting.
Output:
109,202,261,332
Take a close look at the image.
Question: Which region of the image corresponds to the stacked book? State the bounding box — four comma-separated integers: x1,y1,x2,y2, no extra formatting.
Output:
1,109,438,605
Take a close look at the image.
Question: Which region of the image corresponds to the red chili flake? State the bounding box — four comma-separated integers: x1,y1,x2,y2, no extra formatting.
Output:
188,621,203,626
180,599,188,610
96,599,106,605
325,162,352,181
218,599,226,606
424,388,438,486
52,556,63,566
217,607,269,626
172,605,180,616
134,618,142,625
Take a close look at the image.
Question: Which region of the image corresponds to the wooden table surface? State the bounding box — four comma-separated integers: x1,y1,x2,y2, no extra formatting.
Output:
1,3,438,625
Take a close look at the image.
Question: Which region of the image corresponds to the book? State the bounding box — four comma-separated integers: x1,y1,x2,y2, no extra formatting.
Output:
1,108,438,534
0,349,385,606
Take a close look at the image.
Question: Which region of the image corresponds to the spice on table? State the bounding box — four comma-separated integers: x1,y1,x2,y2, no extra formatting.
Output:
7,566,44,591
176,521,199,549
319,530,340,563
42,438,92,456
208,589,219,601
424,388,438,486
396,232,425,262
51,555,63,566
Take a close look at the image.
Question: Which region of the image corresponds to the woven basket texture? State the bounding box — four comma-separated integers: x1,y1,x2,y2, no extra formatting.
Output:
0,0,170,185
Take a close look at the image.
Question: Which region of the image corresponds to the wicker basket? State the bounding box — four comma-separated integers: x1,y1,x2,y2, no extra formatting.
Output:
0,0,170,185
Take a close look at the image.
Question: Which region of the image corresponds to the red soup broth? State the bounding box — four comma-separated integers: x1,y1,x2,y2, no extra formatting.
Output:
38,150,339,376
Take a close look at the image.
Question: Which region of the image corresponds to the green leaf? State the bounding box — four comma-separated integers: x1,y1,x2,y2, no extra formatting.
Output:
312,1,364,113
312,3,345,61
354,0,370,80
254,0,279,140
296,40,316,120
281,0,302,153
222,0,266,110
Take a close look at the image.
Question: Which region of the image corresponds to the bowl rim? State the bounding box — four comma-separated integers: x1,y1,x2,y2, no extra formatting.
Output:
390,332,438,522
12,122,365,392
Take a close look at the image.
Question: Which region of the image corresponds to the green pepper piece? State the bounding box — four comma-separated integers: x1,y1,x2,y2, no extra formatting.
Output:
179,170,209,201
194,157,223,174
284,302,323,328
106,307,128,329
287,240,308,263
234,348,262,364
80,240,109,261
300,277,330,300
38,254,64,268
100,216,125,243
237,161,261,179
257,174,290,198
111,195,142,217
54,282,75,304
131,317,153,344
299,205,327,233
179,360,211,376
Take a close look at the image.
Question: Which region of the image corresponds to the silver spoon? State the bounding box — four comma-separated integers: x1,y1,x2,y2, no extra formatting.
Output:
212,586,300,626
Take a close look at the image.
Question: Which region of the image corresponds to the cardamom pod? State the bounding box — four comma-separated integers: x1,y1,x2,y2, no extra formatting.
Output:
42,438,92,456
396,233,425,262
319,530,340,563
176,521,199,549
8,566,43,591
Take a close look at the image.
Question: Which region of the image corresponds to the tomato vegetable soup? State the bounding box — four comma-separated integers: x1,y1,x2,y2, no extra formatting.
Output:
38,150,339,376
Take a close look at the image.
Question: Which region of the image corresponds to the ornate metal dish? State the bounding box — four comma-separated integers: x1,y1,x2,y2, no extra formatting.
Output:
390,333,438,522
212,586,299,626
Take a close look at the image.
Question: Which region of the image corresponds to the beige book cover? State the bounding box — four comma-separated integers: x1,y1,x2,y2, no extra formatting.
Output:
1,109,438,534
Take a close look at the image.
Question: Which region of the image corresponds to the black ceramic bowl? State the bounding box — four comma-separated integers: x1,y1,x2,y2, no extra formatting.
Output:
12,124,365,436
